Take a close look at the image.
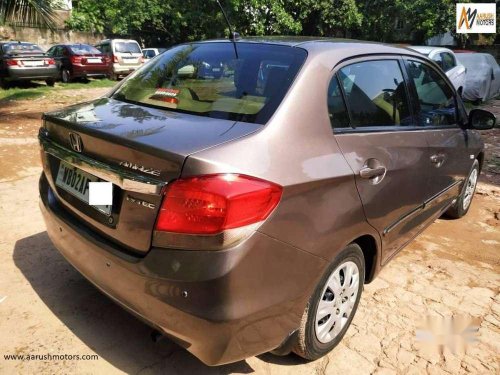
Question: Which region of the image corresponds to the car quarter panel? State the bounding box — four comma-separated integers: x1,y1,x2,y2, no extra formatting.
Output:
181,44,383,266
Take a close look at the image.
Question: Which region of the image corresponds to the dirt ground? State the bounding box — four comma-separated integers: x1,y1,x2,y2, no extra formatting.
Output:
0,90,499,374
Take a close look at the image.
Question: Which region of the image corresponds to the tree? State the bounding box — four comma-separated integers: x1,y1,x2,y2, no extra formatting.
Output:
0,0,60,29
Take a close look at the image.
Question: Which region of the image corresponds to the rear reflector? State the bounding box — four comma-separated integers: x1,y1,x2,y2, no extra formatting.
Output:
155,174,282,235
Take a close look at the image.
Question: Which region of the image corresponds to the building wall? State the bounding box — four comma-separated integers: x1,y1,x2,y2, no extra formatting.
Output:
0,25,104,50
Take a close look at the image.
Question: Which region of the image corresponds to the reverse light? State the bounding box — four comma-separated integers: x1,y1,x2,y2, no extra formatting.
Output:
155,174,282,235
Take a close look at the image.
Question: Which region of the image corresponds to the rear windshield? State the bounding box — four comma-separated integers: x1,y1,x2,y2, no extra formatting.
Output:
115,42,141,53
70,44,101,55
2,43,44,54
112,42,307,124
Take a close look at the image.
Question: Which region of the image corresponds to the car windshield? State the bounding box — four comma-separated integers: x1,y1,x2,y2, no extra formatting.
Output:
112,42,307,124
115,42,141,53
2,43,44,54
70,44,101,55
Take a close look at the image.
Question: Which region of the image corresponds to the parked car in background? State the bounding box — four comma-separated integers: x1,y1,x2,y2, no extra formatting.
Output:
456,53,500,102
39,38,496,365
95,39,143,80
408,46,466,96
0,41,58,88
47,44,109,83
142,47,167,61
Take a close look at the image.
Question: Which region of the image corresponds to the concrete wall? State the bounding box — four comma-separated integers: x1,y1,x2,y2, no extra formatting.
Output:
0,25,104,50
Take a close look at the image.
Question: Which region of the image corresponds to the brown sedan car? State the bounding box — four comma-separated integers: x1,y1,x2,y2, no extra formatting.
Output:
38,37,496,365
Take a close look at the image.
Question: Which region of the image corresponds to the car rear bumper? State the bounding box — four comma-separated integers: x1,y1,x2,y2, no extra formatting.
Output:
72,64,108,78
39,172,326,365
112,63,141,74
6,66,58,81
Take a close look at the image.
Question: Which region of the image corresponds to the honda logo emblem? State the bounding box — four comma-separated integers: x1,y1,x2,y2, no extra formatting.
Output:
69,132,83,153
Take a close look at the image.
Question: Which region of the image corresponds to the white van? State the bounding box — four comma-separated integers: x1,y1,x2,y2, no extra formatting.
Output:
95,39,143,80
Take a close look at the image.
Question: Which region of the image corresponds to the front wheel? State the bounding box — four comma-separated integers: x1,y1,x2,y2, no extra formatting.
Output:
293,243,364,360
445,159,479,219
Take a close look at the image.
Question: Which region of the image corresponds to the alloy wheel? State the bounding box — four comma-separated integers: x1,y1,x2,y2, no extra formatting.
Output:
462,168,478,210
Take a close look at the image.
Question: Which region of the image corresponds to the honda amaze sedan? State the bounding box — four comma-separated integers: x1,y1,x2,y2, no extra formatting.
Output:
38,38,495,365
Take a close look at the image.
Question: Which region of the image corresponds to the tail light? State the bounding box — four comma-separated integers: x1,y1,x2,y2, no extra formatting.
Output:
81,57,87,64
70,55,82,64
6,59,21,66
155,174,282,239
44,58,55,65
113,55,119,63
139,56,145,63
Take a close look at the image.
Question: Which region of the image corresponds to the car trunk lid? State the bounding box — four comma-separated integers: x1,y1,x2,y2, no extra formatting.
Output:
40,97,261,254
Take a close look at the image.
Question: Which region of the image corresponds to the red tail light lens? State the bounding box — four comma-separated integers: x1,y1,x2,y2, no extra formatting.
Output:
71,55,82,64
113,55,118,63
45,58,55,65
155,174,282,234
6,59,21,66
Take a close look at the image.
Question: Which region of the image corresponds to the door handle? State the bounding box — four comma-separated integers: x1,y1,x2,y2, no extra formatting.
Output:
359,166,386,179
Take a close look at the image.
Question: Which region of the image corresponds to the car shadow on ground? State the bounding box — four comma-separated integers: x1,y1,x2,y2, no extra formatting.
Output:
13,231,256,374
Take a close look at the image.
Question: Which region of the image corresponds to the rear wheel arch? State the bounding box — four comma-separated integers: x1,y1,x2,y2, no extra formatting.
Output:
352,234,378,284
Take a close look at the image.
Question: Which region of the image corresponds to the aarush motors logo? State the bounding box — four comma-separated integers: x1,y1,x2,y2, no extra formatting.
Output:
456,3,496,33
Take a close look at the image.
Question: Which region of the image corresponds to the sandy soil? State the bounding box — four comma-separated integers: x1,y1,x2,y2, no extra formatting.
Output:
0,91,498,374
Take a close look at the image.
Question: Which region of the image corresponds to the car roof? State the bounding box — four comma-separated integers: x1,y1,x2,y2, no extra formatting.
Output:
192,36,424,58
407,46,454,55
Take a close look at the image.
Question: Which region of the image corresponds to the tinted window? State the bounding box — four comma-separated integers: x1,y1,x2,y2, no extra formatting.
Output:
327,75,349,129
115,42,141,53
440,53,456,72
339,60,411,127
143,49,157,58
407,60,456,126
2,42,44,54
70,44,102,55
112,43,307,124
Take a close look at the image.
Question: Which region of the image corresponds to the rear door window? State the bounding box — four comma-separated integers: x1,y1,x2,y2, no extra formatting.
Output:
338,60,411,128
112,42,307,124
406,60,457,126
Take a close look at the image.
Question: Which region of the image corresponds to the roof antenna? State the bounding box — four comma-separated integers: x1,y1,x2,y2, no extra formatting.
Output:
215,0,240,59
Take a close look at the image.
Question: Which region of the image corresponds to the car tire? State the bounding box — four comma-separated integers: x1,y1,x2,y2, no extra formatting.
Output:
46,79,55,87
445,159,479,219
61,69,72,83
0,78,9,89
293,243,364,361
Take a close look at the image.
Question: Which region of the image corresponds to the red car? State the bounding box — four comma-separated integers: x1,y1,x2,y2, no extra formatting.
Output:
47,44,110,82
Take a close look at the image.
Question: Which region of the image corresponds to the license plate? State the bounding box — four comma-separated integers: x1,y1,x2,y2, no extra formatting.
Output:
24,60,43,67
87,58,102,63
55,161,112,215
123,58,138,64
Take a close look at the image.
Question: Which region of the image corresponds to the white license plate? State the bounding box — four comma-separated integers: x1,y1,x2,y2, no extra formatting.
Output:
55,161,112,215
87,58,102,63
24,60,43,67
123,58,138,64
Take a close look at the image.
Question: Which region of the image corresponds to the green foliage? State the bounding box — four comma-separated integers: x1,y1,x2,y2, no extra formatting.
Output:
65,0,490,46
0,0,60,29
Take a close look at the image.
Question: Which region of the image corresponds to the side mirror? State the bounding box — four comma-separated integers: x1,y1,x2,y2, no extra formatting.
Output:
469,109,496,130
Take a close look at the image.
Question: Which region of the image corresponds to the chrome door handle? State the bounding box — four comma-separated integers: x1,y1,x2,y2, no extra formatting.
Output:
359,166,386,179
